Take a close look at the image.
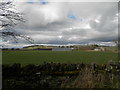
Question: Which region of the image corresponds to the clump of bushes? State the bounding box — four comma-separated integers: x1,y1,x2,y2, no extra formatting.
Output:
2,62,120,89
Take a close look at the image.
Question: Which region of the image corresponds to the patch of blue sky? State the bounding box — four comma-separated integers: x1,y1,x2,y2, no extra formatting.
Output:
39,0,48,5
67,12,77,20
67,11,83,22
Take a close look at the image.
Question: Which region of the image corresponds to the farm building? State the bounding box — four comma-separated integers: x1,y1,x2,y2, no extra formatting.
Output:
52,48,73,51
94,47,105,51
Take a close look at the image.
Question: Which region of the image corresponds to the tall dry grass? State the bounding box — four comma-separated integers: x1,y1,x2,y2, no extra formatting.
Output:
61,65,120,88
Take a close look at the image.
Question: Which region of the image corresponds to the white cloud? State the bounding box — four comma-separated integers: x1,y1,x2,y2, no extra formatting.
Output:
12,0,119,2
1,1,118,47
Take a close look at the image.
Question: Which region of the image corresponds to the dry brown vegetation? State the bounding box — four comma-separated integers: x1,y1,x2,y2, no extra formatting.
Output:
61,64,120,88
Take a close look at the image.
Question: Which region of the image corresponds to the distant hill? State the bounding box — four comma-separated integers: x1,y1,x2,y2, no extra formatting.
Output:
21,44,118,52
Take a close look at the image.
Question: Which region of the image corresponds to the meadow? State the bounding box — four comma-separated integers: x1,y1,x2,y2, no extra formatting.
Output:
2,50,118,65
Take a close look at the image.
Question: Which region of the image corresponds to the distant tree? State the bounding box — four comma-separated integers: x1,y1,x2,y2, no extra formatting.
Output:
66,46,69,48
11,48,14,50
0,0,34,44
91,44,98,49
61,46,64,48
70,46,74,48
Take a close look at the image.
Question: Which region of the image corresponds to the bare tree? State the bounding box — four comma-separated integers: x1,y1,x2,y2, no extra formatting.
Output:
0,0,34,44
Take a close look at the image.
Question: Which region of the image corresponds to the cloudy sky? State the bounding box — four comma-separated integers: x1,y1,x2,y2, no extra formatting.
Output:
1,0,119,47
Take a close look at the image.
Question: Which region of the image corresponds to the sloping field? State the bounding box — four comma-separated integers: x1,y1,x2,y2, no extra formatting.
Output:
2,51,118,65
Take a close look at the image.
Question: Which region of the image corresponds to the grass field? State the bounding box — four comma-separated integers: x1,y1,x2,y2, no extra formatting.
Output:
2,50,118,65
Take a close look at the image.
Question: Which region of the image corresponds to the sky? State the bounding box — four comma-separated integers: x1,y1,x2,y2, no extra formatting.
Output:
0,0,119,47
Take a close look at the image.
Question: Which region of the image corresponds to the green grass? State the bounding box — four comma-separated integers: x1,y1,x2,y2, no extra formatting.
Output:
2,51,118,65
0,51,2,64
104,46,118,52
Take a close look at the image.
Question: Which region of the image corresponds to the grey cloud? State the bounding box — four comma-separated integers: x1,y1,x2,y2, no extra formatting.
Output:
1,2,118,47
